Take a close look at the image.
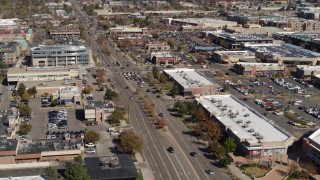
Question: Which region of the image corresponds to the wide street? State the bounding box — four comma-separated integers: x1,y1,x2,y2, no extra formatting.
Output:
70,1,227,179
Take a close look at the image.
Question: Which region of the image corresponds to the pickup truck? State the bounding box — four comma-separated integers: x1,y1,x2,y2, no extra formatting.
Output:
85,143,96,148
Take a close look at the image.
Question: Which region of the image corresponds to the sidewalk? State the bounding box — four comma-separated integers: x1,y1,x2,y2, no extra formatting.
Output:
134,153,155,180
256,165,288,180
228,164,251,180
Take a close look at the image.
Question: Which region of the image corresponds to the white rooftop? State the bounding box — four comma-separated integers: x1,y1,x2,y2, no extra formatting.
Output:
309,128,320,145
198,95,290,146
297,65,320,70
164,68,214,88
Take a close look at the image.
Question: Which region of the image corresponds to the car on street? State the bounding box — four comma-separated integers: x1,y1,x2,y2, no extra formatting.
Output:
85,149,96,154
168,147,175,153
190,152,197,157
206,169,214,175
159,113,164,117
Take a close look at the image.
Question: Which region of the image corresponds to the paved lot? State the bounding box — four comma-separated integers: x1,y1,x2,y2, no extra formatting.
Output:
202,71,319,138
29,97,85,140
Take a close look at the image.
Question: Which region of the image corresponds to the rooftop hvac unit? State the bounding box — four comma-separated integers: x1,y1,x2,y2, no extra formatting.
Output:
243,113,250,117
237,120,243,123
246,120,251,124
242,123,249,128
248,128,255,132
255,132,260,137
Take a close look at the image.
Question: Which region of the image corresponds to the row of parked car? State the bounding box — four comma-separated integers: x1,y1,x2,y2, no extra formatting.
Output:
47,110,68,129
224,80,249,96
46,130,85,139
272,78,308,94
304,106,320,119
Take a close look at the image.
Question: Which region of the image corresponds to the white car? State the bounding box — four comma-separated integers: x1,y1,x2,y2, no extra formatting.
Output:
307,122,316,126
273,111,284,116
85,143,96,148
85,149,96,154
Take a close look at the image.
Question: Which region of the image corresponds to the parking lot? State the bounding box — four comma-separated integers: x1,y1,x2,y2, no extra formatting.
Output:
28,97,85,140
202,71,320,137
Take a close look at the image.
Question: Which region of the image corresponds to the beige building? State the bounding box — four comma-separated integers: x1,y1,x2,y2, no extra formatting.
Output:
0,42,22,67
212,50,256,64
145,42,170,52
84,100,115,123
233,62,286,77
7,66,80,84
108,26,149,38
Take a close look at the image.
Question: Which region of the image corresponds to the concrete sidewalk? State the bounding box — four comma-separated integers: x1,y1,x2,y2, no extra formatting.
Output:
134,153,155,180
228,164,251,180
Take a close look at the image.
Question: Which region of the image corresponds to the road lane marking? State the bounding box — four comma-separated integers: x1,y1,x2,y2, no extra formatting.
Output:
162,147,182,180
174,153,190,180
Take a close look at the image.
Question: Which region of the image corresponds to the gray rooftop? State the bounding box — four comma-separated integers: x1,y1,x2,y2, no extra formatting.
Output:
210,32,273,42
245,43,320,58
164,68,215,88
198,95,290,146
17,139,82,154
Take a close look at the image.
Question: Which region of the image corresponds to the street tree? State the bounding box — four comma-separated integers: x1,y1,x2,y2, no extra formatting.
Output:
159,74,168,83
50,99,59,107
206,121,222,142
45,166,59,180
170,84,179,97
104,88,119,100
22,91,31,101
17,83,26,97
224,137,237,153
152,67,160,79
83,85,93,94
157,119,166,129
193,107,208,122
186,101,197,115
84,130,100,143
19,123,32,135
119,130,141,154
65,161,90,180
18,104,32,117
109,109,125,124
27,86,37,98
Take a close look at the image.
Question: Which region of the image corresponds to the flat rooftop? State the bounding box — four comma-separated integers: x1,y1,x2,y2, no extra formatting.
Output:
309,128,320,145
215,50,255,57
198,95,290,145
16,79,80,90
245,43,320,58
275,32,320,42
85,155,138,180
297,65,320,70
236,62,284,71
172,18,234,25
17,139,82,154
164,68,214,88
8,66,80,74
210,32,273,42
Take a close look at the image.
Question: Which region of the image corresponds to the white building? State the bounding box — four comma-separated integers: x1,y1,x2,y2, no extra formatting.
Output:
0,19,19,30
197,95,295,157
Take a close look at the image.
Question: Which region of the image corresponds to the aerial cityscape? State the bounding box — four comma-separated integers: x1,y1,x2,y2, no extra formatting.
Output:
0,0,320,179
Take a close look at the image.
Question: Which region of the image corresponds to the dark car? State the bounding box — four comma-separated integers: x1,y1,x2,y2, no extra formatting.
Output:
168,147,175,153
190,152,197,157
159,113,164,117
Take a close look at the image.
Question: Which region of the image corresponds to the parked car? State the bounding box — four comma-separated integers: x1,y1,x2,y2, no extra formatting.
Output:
190,152,197,157
85,143,96,148
85,149,96,154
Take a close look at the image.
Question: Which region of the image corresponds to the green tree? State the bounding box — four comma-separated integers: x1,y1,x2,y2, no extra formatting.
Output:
208,140,225,160
45,166,59,180
193,107,208,122
177,45,182,52
84,130,100,143
159,74,168,83
104,88,119,100
18,104,32,117
152,32,159,39
224,137,237,153
109,109,125,125
119,130,141,154
27,86,37,98
17,83,26,97
65,161,90,180
83,85,93,94
186,101,197,115
170,85,179,97
19,123,32,135
22,91,31,101
50,99,59,107
152,67,160,79
167,40,174,48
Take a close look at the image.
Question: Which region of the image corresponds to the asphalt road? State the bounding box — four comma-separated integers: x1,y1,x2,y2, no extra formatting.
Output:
70,1,207,179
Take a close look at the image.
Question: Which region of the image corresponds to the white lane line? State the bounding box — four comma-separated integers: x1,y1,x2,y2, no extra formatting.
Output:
174,153,190,180
162,147,182,180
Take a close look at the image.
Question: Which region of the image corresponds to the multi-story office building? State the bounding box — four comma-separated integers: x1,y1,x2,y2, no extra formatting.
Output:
0,42,21,67
31,45,92,67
